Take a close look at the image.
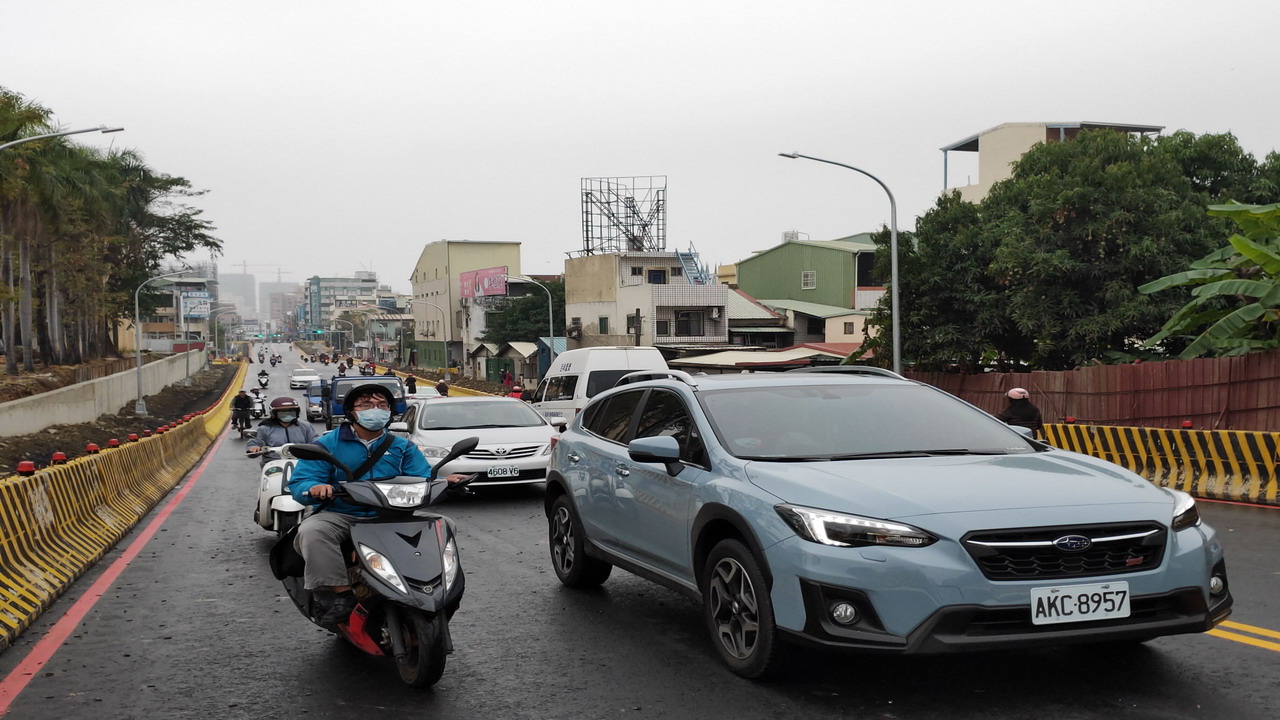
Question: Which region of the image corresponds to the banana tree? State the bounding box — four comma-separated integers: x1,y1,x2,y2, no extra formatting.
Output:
1141,202,1280,358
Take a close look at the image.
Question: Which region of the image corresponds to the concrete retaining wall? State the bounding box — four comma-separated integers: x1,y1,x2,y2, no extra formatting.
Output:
0,352,207,437
0,363,244,649
1045,423,1278,506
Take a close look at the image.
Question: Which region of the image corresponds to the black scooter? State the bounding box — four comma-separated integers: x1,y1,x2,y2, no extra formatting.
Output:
279,437,478,687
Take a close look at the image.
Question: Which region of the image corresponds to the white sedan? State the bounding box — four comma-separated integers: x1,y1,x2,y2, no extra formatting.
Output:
390,396,557,487
289,368,322,389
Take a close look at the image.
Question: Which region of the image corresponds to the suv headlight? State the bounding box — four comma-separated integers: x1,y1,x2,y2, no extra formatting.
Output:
1170,490,1201,531
776,504,937,548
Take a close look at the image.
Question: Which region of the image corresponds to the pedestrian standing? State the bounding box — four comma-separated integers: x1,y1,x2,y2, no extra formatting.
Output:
405,375,417,394
436,380,449,397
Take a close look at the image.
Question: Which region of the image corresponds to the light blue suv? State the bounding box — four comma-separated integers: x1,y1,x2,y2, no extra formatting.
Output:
543,368,1232,678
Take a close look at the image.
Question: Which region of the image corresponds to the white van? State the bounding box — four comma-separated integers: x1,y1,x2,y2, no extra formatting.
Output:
531,346,667,424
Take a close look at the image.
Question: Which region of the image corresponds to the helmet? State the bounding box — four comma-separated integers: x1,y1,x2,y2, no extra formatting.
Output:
1007,387,1030,400
269,397,300,419
342,383,396,419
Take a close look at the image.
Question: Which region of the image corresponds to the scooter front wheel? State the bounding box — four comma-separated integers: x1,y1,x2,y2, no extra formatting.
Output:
396,611,447,687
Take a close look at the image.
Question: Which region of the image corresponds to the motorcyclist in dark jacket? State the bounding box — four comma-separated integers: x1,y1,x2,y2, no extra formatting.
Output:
246,397,320,465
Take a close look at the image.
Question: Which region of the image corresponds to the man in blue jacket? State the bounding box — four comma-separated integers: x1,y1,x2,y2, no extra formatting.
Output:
287,384,440,629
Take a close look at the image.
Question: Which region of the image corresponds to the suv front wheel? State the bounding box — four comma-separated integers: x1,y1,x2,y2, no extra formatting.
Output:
701,539,782,679
549,495,612,587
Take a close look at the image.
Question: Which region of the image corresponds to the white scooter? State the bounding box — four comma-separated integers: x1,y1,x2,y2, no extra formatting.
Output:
247,442,308,535
251,394,267,419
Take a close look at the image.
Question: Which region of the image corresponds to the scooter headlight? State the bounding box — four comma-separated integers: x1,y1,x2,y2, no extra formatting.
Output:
359,543,407,594
442,537,460,593
372,481,429,507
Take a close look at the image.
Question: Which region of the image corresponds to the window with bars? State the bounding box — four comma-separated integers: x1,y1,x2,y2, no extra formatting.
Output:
801,270,817,289
598,316,610,334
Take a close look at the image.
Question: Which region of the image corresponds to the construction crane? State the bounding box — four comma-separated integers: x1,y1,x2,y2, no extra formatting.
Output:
233,261,293,282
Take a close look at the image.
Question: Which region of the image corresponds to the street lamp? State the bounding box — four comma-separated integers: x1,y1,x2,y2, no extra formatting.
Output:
209,308,238,357
134,269,188,415
0,125,124,152
504,274,556,367
779,152,901,375
333,319,355,355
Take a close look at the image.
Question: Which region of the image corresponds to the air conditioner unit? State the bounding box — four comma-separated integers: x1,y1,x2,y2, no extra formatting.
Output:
565,327,582,339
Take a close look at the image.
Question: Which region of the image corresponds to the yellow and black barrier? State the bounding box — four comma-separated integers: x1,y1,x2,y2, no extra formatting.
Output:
0,362,247,649
1044,423,1279,507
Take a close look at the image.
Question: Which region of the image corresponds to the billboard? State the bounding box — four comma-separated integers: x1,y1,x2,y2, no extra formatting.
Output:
459,266,508,298
182,291,211,318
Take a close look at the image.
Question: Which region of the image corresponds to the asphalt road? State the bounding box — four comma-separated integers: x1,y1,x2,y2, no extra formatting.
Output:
1,349,1277,719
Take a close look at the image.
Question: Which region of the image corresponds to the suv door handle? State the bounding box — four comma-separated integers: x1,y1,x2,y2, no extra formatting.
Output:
567,453,581,463
615,465,630,477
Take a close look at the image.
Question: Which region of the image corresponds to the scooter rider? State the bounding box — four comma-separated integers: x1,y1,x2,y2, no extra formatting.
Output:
288,384,467,629
231,390,253,430
246,397,319,465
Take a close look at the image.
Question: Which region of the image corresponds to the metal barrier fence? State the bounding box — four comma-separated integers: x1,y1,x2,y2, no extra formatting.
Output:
1044,423,1279,506
0,363,247,649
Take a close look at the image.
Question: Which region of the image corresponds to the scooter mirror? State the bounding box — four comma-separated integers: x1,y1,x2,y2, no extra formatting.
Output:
429,436,480,479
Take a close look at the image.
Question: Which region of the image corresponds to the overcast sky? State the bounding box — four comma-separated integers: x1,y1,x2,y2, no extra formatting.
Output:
6,0,1278,295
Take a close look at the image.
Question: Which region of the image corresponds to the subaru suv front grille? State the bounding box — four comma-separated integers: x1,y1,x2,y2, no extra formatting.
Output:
961,522,1167,581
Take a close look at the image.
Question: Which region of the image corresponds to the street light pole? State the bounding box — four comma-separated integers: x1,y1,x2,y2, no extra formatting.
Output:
134,269,188,415
333,319,355,355
778,152,901,375
406,300,447,367
0,125,124,152
504,274,556,369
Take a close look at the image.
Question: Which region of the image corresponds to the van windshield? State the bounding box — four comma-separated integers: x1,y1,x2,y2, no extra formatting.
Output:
586,370,632,397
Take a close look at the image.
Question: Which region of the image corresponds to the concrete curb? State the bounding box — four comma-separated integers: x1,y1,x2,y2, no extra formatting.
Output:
1044,423,1278,506
0,363,248,649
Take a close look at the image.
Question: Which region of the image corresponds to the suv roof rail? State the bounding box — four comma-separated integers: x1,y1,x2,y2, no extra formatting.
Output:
785,365,906,380
614,369,699,388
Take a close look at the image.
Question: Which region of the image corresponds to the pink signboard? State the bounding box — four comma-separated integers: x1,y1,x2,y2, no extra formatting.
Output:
460,266,508,298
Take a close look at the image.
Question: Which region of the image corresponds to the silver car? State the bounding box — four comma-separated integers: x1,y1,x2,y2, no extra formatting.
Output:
289,368,321,389
390,396,557,487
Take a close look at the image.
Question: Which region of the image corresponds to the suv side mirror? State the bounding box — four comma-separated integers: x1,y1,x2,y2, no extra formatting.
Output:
628,436,684,477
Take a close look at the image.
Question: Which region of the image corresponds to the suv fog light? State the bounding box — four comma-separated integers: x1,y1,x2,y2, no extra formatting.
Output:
830,602,859,625
1210,575,1226,596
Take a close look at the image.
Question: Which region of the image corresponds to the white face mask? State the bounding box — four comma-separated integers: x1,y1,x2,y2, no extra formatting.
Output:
277,413,297,424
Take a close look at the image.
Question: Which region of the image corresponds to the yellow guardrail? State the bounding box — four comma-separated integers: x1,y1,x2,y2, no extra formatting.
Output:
0,362,247,649
1044,423,1279,506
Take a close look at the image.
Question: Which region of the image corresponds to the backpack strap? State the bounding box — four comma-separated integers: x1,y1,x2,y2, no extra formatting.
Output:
350,434,396,481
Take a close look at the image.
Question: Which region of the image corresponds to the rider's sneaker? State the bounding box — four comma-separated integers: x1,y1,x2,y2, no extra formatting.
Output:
316,591,357,630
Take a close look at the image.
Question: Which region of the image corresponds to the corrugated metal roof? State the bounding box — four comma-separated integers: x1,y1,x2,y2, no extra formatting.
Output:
727,289,785,321
467,343,500,357
538,337,568,354
671,346,847,368
759,299,867,318
731,327,791,333
503,341,539,358
789,236,877,253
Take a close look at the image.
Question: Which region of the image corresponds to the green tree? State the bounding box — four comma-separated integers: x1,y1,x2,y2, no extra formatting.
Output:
481,280,564,347
859,128,1272,371
1140,202,1280,357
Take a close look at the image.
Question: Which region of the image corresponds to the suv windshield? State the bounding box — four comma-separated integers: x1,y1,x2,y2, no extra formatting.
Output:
700,383,1035,459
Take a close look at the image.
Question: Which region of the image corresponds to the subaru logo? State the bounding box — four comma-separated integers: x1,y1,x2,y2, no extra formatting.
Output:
493,447,508,456
1054,535,1092,552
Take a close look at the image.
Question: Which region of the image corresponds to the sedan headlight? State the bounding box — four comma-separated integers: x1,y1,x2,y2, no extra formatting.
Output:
1170,490,1202,531
372,481,429,507
442,537,460,592
359,543,406,593
776,504,937,548
419,445,450,459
